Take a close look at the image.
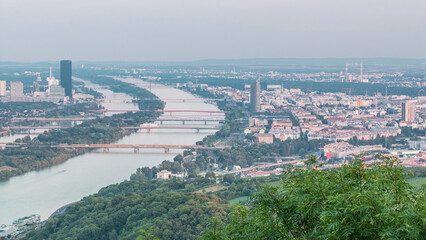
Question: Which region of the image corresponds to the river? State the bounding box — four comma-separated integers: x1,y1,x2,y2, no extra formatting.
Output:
0,77,224,224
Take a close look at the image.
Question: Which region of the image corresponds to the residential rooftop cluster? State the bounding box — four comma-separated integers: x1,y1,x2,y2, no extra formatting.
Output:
185,80,425,169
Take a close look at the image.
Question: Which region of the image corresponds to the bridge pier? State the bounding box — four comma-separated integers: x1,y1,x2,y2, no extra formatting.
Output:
204,121,207,125
196,129,200,133
164,148,169,153
134,148,139,153
182,120,185,125
103,147,109,153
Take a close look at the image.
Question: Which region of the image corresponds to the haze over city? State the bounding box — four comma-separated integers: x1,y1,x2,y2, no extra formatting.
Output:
1,0,426,62
0,1,425,239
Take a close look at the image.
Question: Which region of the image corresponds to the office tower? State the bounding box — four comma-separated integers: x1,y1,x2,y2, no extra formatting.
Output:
345,63,348,82
250,78,260,113
60,60,72,98
401,101,415,122
10,81,24,97
0,81,6,96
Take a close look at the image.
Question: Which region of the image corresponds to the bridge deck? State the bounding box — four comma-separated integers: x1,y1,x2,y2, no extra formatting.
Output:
122,126,220,130
55,144,225,150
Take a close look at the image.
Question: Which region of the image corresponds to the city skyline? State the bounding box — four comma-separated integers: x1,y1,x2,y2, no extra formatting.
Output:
0,1,424,238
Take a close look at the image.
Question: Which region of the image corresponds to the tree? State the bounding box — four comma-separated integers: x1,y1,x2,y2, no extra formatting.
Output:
136,227,161,240
222,174,235,184
202,154,426,240
205,171,215,178
173,154,184,164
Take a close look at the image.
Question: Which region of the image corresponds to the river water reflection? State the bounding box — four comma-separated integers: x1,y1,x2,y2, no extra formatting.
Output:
0,77,224,224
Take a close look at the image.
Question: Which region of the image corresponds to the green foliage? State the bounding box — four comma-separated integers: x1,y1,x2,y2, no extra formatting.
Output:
0,101,56,112
191,139,327,174
205,172,215,178
0,79,164,182
202,154,426,240
25,179,230,240
406,167,426,178
215,175,281,201
348,134,397,148
400,127,426,138
222,174,235,184
75,85,104,99
136,227,161,240
229,196,249,206
407,177,426,189
44,102,100,118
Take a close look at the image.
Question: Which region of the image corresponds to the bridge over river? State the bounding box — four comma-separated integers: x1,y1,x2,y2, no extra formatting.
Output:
0,77,226,225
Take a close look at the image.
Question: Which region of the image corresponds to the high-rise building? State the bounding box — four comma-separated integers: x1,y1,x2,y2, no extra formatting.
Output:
60,60,72,98
10,81,24,98
0,81,6,96
250,78,260,113
402,101,415,122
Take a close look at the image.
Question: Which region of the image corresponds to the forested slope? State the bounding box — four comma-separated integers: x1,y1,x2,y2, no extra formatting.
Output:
24,179,230,240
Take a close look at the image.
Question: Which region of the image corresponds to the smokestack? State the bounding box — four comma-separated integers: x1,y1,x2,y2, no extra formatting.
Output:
50,67,52,79
360,63,363,82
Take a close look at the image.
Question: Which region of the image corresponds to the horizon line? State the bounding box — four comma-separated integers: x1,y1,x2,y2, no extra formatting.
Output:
1,57,426,64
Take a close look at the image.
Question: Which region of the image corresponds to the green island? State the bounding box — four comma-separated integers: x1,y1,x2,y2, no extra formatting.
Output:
0,77,164,182
19,83,426,240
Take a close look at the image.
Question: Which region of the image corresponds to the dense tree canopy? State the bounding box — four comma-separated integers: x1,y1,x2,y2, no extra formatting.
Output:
24,179,230,240
202,154,426,240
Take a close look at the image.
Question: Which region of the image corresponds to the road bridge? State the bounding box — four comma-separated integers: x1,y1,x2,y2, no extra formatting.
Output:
89,109,228,117
156,118,224,125
52,144,226,153
122,126,221,133
96,98,224,102
0,143,227,153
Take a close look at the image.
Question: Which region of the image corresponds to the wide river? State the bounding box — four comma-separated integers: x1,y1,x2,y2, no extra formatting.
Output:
0,77,224,224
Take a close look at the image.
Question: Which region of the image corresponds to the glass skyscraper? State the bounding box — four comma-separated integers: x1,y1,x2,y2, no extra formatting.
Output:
60,60,72,98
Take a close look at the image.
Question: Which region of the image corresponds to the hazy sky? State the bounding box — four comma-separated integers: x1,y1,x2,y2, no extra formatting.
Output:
0,0,425,62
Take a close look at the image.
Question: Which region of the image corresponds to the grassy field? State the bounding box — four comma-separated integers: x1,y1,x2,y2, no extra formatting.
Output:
229,196,249,206
194,185,227,193
407,177,426,189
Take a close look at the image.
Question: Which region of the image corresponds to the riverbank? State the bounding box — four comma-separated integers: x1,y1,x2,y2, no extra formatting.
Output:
0,78,164,182
0,76,223,225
